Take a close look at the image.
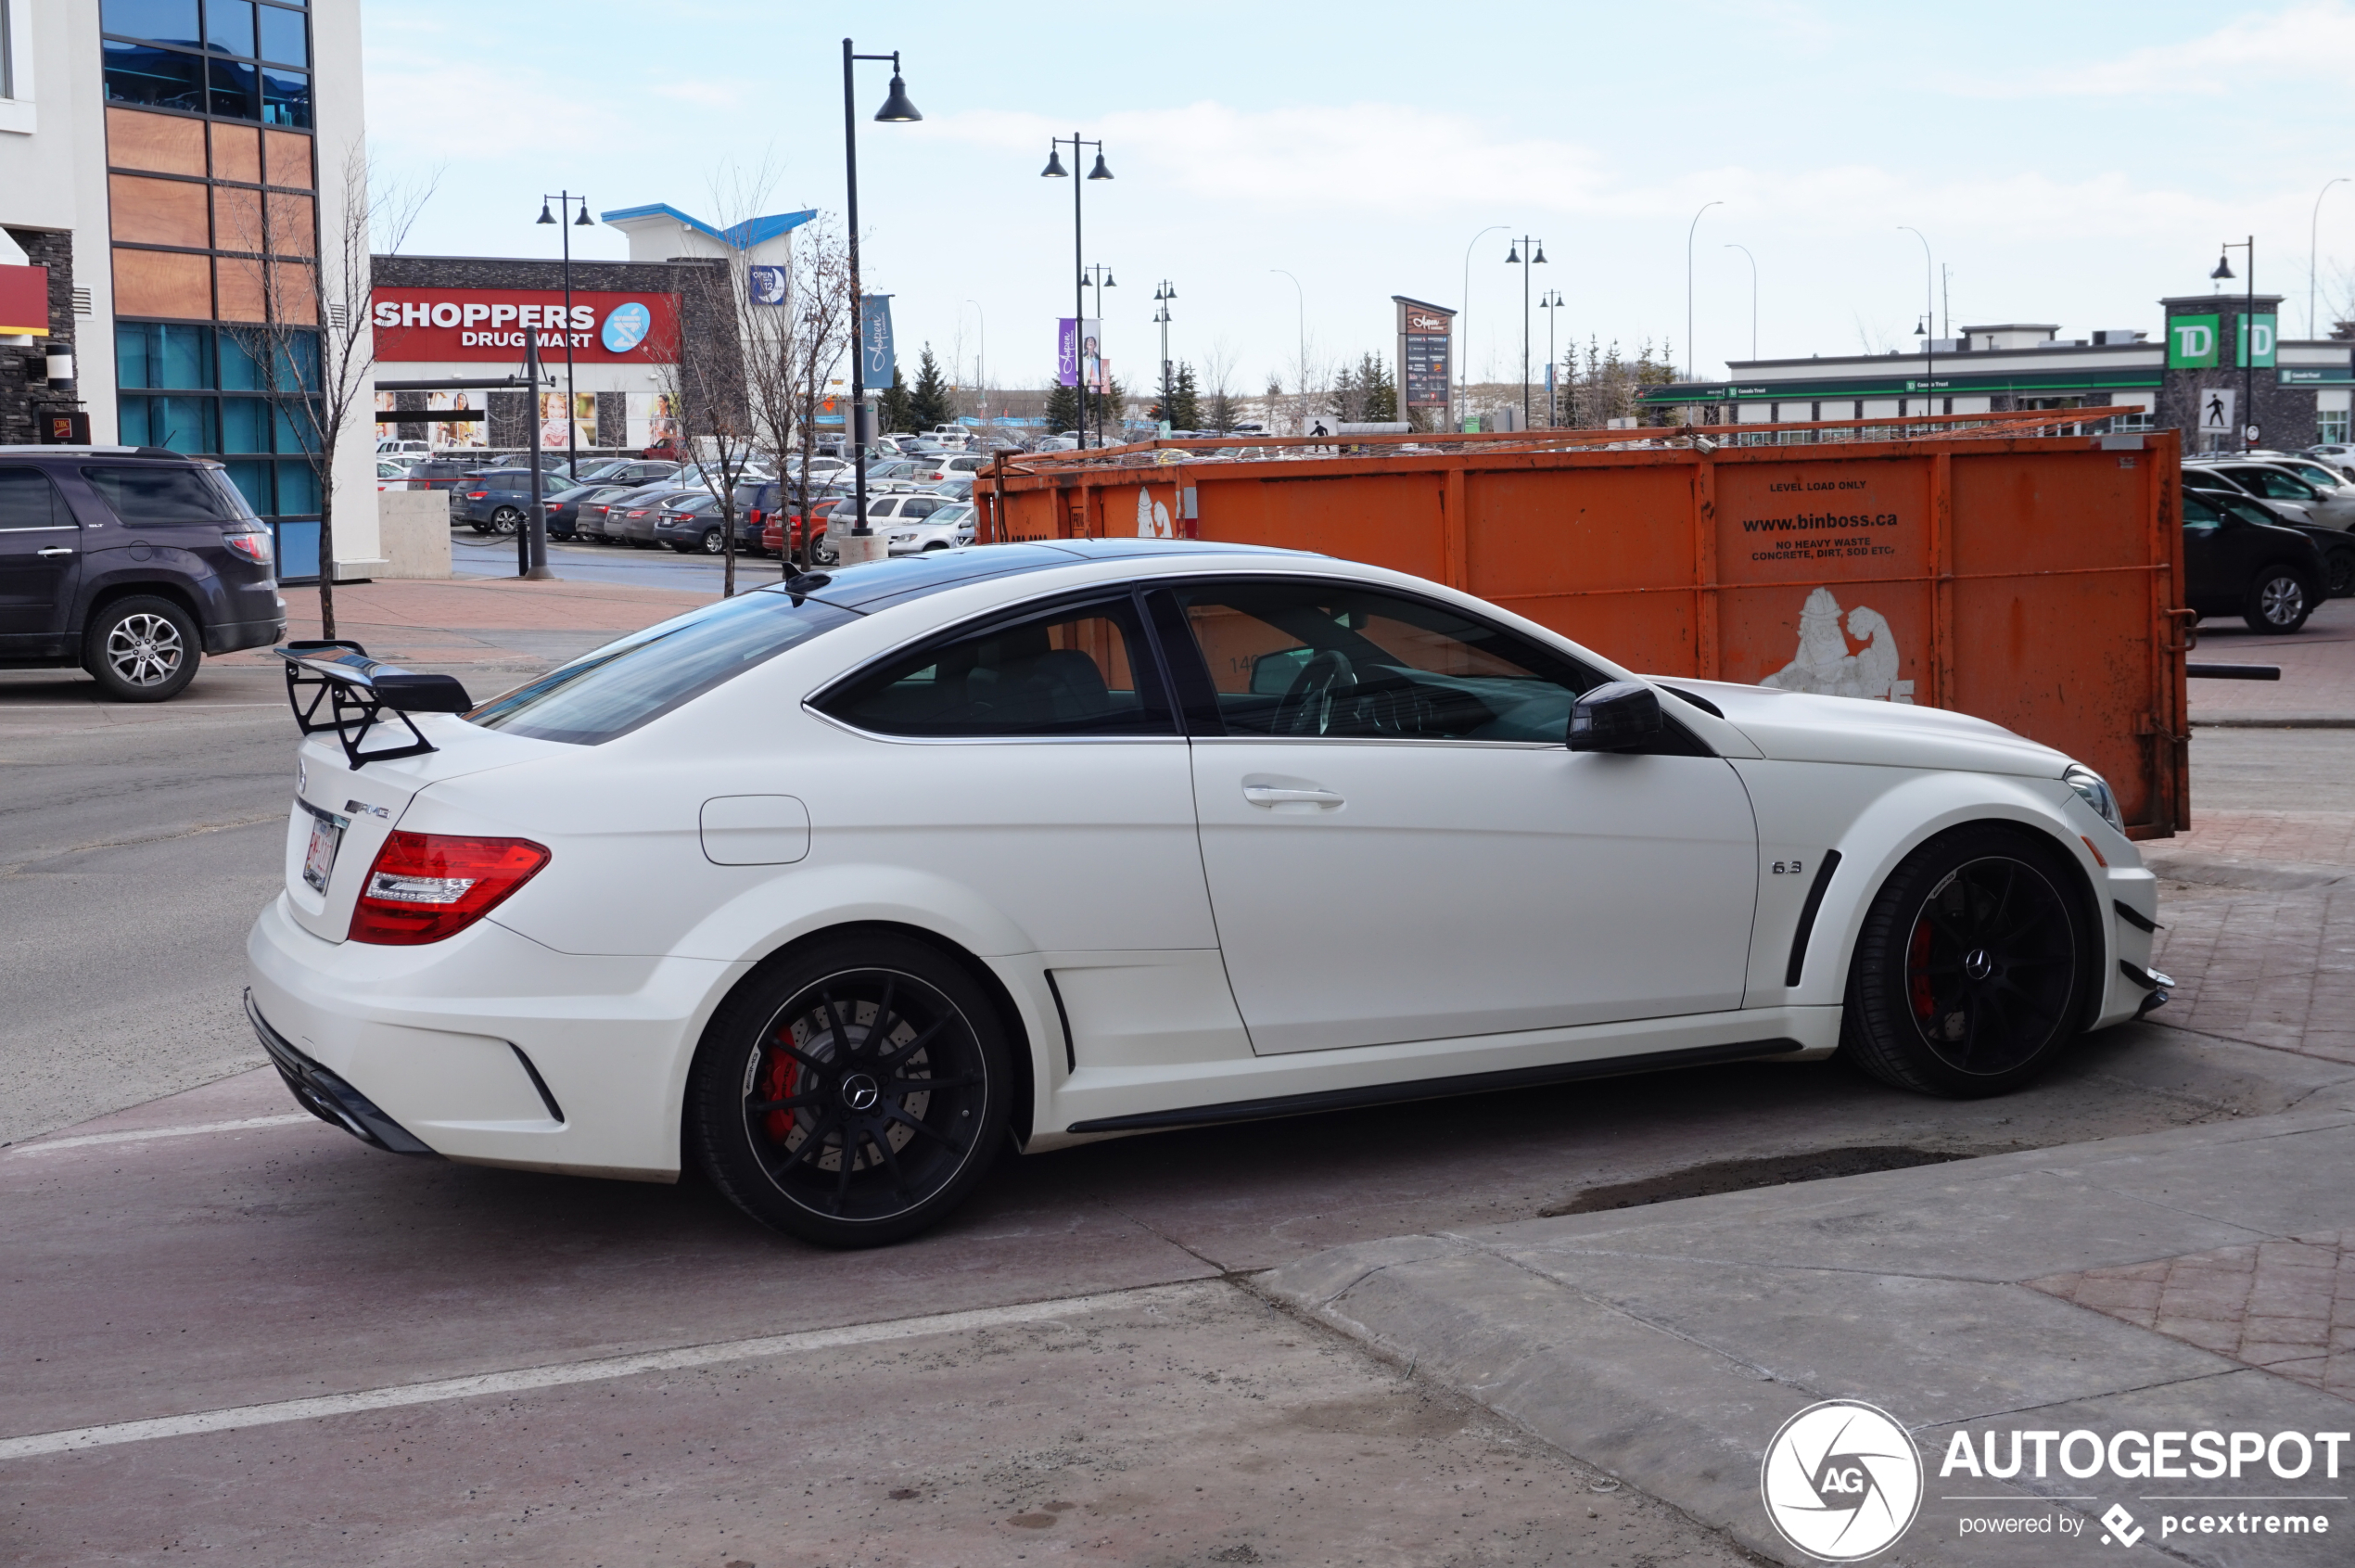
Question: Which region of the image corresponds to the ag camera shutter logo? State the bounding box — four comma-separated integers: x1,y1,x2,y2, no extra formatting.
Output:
601,302,653,353
1761,1399,1923,1561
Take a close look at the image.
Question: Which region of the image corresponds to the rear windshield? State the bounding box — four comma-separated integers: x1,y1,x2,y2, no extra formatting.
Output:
82,465,238,526
466,588,859,745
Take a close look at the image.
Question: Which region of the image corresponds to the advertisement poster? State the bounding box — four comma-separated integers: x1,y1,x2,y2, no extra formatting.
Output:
626,391,679,453
538,391,595,451
859,294,896,384
370,287,679,365
373,389,487,452
1058,317,1102,389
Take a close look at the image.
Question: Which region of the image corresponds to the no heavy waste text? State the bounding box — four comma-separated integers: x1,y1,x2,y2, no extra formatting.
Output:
1741,511,1901,565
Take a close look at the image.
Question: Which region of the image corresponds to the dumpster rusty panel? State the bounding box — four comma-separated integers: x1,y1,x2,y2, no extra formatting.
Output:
979,422,2185,836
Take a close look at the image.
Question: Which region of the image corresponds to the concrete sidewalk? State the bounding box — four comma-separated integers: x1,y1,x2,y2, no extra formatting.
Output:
217,574,717,672
1262,1104,2355,1566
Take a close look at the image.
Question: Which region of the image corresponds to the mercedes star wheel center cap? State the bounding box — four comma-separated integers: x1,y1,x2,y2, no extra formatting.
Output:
1963,948,1993,981
839,1073,880,1112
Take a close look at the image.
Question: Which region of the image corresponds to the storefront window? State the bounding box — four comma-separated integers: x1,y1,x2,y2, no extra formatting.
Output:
103,1,312,126
114,322,320,518
2322,408,2351,445
102,39,206,113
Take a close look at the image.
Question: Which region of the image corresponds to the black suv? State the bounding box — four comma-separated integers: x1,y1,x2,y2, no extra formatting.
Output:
2181,489,2328,632
0,445,286,700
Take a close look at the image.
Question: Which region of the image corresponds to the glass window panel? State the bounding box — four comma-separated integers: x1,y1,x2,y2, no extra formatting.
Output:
260,68,309,128
215,328,264,389
274,459,319,514
101,0,200,45
821,596,1172,738
205,0,255,57
256,4,306,65
116,325,152,390
0,469,70,530
221,459,272,514
117,395,153,446
147,395,219,454
220,396,272,453
273,403,317,453
102,40,206,114
273,330,318,392
150,323,210,389
208,56,258,120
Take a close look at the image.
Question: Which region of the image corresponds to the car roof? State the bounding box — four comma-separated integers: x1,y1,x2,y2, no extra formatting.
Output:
785,538,1315,612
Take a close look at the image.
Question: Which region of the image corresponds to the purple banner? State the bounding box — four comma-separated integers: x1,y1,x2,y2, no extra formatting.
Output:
1058,317,1077,388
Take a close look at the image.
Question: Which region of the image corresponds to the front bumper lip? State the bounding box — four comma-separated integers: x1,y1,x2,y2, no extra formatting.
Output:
245,988,438,1157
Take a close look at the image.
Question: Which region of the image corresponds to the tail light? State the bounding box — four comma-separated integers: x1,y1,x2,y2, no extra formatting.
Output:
349,831,551,945
465,491,488,500
222,530,273,566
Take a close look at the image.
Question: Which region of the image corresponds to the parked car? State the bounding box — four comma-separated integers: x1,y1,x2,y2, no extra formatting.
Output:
761,494,849,564
2183,459,2355,530
540,483,604,542
942,453,995,480
449,470,556,535
2305,443,2355,477
2180,489,2328,631
2183,486,2355,602
573,459,680,488
375,438,429,457
0,444,285,701
401,458,485,494
605,487,705,548
567,486,640,542
652,491,730,554
885,500,975,555
926,476,976,503
376,459,421,492
252,541,2165,1247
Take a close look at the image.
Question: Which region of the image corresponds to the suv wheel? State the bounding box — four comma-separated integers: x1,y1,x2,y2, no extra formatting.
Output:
84,595,201,702
489,504,523,535
2245,567,2315,631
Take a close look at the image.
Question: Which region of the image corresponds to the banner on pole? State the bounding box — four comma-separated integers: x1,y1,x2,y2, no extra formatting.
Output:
860,295,896,383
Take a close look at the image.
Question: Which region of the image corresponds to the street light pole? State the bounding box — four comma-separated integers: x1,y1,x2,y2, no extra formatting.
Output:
842,39,921,556
1724,242,1757,363
1081,262,1116,444
1505,236,1546,428
1537,288,1563,427
535,192,594,480
1041,135,1113,449
1460,224,1508,430
2311,179,2349,339
1271,268,1305,431
1152,280,1176,427
1687,199,1723,383
1899,225,1934,421
962,299,985,423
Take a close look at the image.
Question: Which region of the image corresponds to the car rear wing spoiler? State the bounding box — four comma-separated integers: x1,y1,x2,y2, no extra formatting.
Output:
274,640,475,768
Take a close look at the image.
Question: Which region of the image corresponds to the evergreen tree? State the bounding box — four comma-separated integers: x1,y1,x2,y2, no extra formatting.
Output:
1166,363,1202,430
1362,353,1397,422
875,364,914,435
908,344,954,429
1044,380,1080,434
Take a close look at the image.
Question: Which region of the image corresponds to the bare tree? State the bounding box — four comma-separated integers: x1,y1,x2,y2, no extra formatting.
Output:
784,217,853,568
221,147,432,639
1199,338,1241,433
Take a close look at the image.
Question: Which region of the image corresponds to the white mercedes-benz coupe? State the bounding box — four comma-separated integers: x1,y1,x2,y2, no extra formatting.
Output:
247,541,2167,1246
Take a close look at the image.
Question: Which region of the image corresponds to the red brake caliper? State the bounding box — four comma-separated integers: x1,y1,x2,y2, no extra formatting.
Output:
1906,919,1937,1022
760,1035,800,1141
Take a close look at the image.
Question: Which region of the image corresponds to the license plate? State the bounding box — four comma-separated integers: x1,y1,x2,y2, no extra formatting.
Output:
302,806,348,895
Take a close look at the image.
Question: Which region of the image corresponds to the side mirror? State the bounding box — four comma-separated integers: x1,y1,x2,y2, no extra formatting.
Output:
1570,681,1664,753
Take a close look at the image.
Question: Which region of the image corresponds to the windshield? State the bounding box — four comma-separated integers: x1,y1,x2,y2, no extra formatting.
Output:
467,588,859,745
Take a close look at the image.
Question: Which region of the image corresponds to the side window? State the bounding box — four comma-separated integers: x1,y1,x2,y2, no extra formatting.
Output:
1168,580,1604,742
0,468,70,529
901,497,942,519
80,465,234,526
819,595,1174,738
2183,496,2221,533
2262,471,2318,501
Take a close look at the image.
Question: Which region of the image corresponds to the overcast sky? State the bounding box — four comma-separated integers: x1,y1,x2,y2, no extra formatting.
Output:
362,0,2355,396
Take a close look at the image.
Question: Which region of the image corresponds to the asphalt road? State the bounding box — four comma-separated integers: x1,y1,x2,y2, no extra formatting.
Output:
451,526,796,594
5,631,2351,1564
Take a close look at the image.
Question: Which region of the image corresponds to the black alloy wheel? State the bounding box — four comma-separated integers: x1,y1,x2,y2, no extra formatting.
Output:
2244,567,2314,631
490,504,522,535
1840,828,2089,1097
689,934,1010,1247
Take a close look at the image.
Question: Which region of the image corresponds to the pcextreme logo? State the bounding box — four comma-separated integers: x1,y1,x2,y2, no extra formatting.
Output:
1762,1400,1924,1561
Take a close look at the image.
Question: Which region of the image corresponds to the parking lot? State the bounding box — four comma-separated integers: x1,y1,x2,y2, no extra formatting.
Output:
2,580,2351,1565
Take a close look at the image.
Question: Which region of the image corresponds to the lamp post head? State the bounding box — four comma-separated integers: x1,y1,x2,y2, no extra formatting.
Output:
1103,270,1116,287
1915,315,1930,337
874,70,922,122
1534,244,1547,264
1041,147,1068,179
1505,243,1520,264
2211,250,2236,281
575,203,594,226
536,203,556,226
1088,151,1114,180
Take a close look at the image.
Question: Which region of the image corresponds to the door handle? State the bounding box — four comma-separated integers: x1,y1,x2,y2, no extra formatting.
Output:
1243,784,1343,808
35,546,75,558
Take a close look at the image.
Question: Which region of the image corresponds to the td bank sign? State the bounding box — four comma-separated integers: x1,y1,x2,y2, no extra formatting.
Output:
2170,312,2277,369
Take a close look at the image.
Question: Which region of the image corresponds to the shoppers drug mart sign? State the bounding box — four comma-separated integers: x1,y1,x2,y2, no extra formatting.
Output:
370,287,681,363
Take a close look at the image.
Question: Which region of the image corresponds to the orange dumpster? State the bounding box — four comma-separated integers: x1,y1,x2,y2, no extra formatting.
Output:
975,413,2188,838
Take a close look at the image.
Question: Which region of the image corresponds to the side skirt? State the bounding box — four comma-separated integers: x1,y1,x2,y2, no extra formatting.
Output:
1065,1038,1804,1135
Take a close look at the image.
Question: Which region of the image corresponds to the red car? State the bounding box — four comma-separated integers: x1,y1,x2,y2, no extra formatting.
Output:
757,495,848,564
